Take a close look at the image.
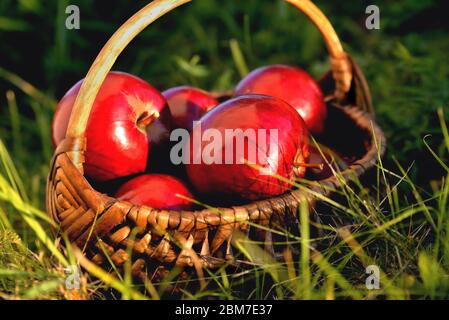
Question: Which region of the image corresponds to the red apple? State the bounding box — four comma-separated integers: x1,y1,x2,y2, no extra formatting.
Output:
115,174,193,210
235,64,327,135
52,71,166,182
163,86,219,131
185,94,310,200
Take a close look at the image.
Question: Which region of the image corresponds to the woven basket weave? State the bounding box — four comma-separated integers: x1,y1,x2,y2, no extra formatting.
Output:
46,0,386,277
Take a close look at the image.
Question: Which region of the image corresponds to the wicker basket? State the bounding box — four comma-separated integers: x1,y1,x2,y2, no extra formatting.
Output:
46,0,386,278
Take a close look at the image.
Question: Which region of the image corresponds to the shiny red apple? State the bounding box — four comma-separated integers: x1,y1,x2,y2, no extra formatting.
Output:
52,71,166,182
115,174,193,210
163,86,219,131
235,64,327,135
185,94,310,200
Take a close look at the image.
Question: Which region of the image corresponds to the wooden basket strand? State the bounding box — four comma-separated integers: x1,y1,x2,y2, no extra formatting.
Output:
47,0,384,273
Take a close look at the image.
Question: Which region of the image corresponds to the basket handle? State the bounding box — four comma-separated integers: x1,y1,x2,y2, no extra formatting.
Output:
65,0,352,172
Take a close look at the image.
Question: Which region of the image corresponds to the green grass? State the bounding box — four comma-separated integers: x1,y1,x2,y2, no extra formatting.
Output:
0,0,449,299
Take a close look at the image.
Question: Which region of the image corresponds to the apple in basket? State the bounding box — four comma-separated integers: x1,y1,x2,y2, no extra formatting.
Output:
146,86,219,174
115,174,193,211
163,86,219,131
185,94,310,200
52,71,166,182
235,64,327,135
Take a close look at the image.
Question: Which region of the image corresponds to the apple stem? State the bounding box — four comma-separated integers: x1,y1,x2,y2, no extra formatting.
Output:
137,110,159,129
294,162,324,171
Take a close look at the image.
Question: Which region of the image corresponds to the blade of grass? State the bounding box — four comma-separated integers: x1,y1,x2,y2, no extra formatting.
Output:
0,139,28,201
437,107,449,153
0,66,57,108
229,39,249,78
0,207,12,230
310,249,363,300
423,134,449,173
6,90,24,160
74,248,147,300
299,198,311,299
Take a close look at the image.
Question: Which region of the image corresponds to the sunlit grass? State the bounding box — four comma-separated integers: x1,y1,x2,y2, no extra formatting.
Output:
1,115,448,299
